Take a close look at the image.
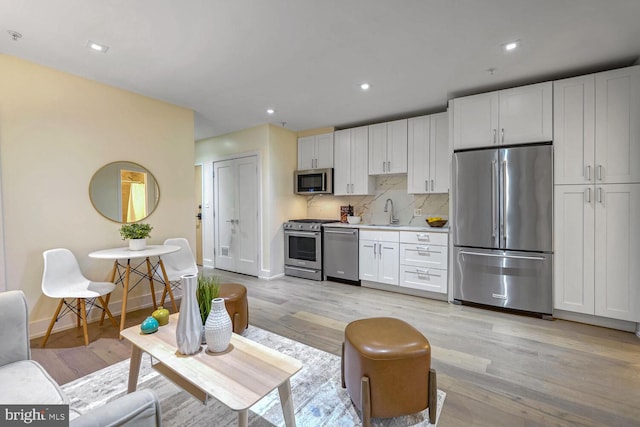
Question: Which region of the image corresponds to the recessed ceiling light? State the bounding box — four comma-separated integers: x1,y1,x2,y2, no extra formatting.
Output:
504,41,519,51
266,109,276,115
86,40,109,53
360,83,371,91
7,30,22,41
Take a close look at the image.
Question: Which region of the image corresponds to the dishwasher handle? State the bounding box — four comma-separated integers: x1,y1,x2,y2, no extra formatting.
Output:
324,229,357,235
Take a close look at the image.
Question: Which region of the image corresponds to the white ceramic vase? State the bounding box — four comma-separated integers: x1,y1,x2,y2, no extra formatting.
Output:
129,238,146,251
204,298,232,353
175,274,203,355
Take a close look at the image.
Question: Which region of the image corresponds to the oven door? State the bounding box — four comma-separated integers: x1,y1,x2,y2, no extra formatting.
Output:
284,230,322,270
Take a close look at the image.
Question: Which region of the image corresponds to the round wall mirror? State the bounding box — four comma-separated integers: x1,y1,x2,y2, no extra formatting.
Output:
89,161,160,223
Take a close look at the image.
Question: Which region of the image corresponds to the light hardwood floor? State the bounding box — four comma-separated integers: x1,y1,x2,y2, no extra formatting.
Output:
31,269,640,427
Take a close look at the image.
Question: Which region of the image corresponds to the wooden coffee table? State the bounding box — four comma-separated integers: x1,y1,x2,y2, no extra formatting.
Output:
120,314,302,426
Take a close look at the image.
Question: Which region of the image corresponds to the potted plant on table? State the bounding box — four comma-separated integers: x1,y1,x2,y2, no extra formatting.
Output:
196,275,220,324
119,223,153,250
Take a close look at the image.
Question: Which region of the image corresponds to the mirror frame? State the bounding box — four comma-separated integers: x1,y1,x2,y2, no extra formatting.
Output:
89,161,160,223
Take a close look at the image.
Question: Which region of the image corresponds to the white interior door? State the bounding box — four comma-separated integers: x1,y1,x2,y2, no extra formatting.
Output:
213,156,258,276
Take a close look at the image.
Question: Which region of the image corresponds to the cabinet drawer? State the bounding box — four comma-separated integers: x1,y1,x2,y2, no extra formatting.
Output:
400,231,448,245
400,243,447,268
360,230,400,242
399,266,447,294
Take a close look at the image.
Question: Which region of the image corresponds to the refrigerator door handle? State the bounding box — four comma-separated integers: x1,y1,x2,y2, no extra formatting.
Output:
459,250,546,261
502,159,507,246
491,160,497,241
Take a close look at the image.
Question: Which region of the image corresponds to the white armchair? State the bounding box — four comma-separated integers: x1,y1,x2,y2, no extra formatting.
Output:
0,290,162,427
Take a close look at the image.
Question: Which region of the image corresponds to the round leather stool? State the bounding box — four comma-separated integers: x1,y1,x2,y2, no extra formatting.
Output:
341,317,437,426
218,283,249,334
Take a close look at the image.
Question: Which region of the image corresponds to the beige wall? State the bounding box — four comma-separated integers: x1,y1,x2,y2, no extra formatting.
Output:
195,123,305,277
0,55,195,336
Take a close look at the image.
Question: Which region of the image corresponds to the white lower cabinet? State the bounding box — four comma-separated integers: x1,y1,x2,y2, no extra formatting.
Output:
399,231,448,294
554,183,640,322
359,230,399,285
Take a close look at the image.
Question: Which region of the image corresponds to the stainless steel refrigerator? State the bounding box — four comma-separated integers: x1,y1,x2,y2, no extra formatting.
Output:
452,143,553,315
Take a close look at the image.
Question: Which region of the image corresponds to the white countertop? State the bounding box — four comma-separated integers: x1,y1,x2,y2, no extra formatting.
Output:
322,222,449,233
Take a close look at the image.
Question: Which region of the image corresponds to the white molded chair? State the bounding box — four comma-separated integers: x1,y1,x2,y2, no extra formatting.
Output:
159,238,198,310
41,248,118,347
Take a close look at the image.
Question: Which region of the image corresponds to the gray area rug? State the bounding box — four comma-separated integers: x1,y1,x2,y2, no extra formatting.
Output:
61,327,445,426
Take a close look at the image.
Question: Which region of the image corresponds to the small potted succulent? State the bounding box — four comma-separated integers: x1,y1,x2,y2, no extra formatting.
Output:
119,223,153,250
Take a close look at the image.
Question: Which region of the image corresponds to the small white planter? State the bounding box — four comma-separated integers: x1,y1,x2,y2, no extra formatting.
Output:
128,238,147,251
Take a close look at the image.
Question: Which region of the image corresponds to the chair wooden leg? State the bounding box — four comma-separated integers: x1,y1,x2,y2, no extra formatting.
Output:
361,376,371,427
98,295,118,329
101,261,118,325
428,368,437,424
80,298,89,346
341,342,346,388
158,259,178,313
76,298,81,328
41,299,65,348
99,292,112,326
145,257,158,309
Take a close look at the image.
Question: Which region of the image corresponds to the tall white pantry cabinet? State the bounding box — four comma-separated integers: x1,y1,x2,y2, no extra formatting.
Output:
553,66,640,322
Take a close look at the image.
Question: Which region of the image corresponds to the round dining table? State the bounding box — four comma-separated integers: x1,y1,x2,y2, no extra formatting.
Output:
89,244,181,336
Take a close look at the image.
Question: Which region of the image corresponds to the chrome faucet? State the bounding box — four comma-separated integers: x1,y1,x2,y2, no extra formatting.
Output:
383,198,399,224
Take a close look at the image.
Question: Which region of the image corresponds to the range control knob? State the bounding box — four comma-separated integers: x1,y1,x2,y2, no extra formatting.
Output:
298,224,303,229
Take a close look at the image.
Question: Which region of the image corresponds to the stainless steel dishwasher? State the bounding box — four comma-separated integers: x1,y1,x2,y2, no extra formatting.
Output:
323,227,359,284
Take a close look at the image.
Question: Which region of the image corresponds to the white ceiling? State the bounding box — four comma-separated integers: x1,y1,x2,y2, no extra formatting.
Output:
2,0,640,141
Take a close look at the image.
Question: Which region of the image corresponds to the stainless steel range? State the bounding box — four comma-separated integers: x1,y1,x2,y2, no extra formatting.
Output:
283,219,338,280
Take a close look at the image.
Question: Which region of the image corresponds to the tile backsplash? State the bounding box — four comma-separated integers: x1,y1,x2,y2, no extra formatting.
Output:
307,175,449,225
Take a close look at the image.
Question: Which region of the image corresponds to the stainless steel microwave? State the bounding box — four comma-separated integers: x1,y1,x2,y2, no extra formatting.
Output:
294,168,333,195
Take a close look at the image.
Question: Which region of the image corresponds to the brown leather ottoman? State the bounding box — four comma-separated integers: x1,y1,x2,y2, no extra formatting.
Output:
218,283,249,334
342,317,437,426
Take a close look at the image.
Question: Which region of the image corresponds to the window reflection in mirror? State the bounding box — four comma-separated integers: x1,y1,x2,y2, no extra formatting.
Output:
90,161,160,223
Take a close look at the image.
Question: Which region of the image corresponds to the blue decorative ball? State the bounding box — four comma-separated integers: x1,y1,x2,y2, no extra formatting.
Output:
141,316,159,334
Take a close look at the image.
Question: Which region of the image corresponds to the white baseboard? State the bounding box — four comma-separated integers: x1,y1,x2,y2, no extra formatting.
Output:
361,281,448,301
553,309,638,333
29,290,178,340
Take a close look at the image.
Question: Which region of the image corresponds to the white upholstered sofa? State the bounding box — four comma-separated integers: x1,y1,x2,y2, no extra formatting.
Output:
0,290,162,427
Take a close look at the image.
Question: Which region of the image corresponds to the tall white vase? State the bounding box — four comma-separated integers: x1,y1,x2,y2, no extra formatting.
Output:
175,274,202,355
204,298,233,353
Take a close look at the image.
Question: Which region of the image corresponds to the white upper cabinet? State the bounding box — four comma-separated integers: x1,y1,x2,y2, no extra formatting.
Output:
297,132,334,170
553,74,596,184
407,112,450,194
595,66,640,184
368,119,408,174
452,81,552,150
554,66,640,185
334,127,374,196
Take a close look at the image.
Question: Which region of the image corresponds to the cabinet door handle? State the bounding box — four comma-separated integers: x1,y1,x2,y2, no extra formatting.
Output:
387,161,391,172
597,165,603,181
493,129,497,144
350,183,354,193
416,268,429,275
586,165,591,181
373,242,377,258
346,184,350,194
501,128,505,144
598,187,604,204
585,187,591,203
425,180,428,192
431,179,434,191
382,161,386,172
